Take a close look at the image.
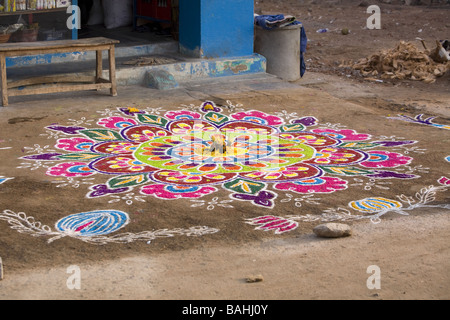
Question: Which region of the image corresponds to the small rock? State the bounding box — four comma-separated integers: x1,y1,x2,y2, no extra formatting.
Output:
246,274,264,283
313,223,352,238
145,69,179,90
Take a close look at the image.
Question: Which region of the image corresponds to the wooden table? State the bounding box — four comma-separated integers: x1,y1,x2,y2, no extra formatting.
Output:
0,37,119,106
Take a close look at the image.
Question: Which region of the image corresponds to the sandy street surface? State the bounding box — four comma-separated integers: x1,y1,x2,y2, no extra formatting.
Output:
1,212,449,300
0,0,449,301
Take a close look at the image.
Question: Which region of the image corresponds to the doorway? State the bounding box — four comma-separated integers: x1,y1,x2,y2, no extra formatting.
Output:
78,0,179,48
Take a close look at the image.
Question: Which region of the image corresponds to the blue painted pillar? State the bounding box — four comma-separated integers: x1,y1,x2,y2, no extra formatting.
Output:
179,0,254,58
72,0,78,40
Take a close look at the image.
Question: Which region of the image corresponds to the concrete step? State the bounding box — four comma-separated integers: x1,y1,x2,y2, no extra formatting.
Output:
5,41,179,68
6,50,267,88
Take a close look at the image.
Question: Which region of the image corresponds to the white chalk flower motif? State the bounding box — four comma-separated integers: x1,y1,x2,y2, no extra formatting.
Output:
108,192,147,205
190,197,234,211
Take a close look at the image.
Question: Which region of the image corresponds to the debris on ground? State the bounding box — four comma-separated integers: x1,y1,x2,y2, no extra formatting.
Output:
340,41,450,83
123,56,177,67
245,274,264,283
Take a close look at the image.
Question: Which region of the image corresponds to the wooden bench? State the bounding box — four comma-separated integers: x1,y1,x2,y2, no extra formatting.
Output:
0,37,119,106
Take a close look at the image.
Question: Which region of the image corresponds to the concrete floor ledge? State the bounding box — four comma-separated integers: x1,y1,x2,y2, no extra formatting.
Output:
5,42,179,68
119,54,267,86
6,52,267,88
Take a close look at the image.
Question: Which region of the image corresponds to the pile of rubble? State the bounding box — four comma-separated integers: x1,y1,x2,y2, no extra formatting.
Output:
341,40,450,83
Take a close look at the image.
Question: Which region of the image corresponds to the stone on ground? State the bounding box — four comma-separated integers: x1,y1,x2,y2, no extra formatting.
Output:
313,223,352,238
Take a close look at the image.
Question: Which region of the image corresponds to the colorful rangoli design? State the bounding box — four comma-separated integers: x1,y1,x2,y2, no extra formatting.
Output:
0,144,14,185
20,101,420,209
246,178,450,234
0,176,14,185
387,114,450,130
0,209,218,245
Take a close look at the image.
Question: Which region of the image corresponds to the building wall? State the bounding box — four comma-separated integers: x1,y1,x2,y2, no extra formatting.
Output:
179,0,254,58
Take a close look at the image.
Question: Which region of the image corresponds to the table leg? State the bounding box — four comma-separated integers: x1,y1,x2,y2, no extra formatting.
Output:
108,46,117,97
96,50,103,83
0,54,8,107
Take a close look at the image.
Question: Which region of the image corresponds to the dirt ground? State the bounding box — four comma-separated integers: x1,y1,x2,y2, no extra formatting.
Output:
0,0,449,301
